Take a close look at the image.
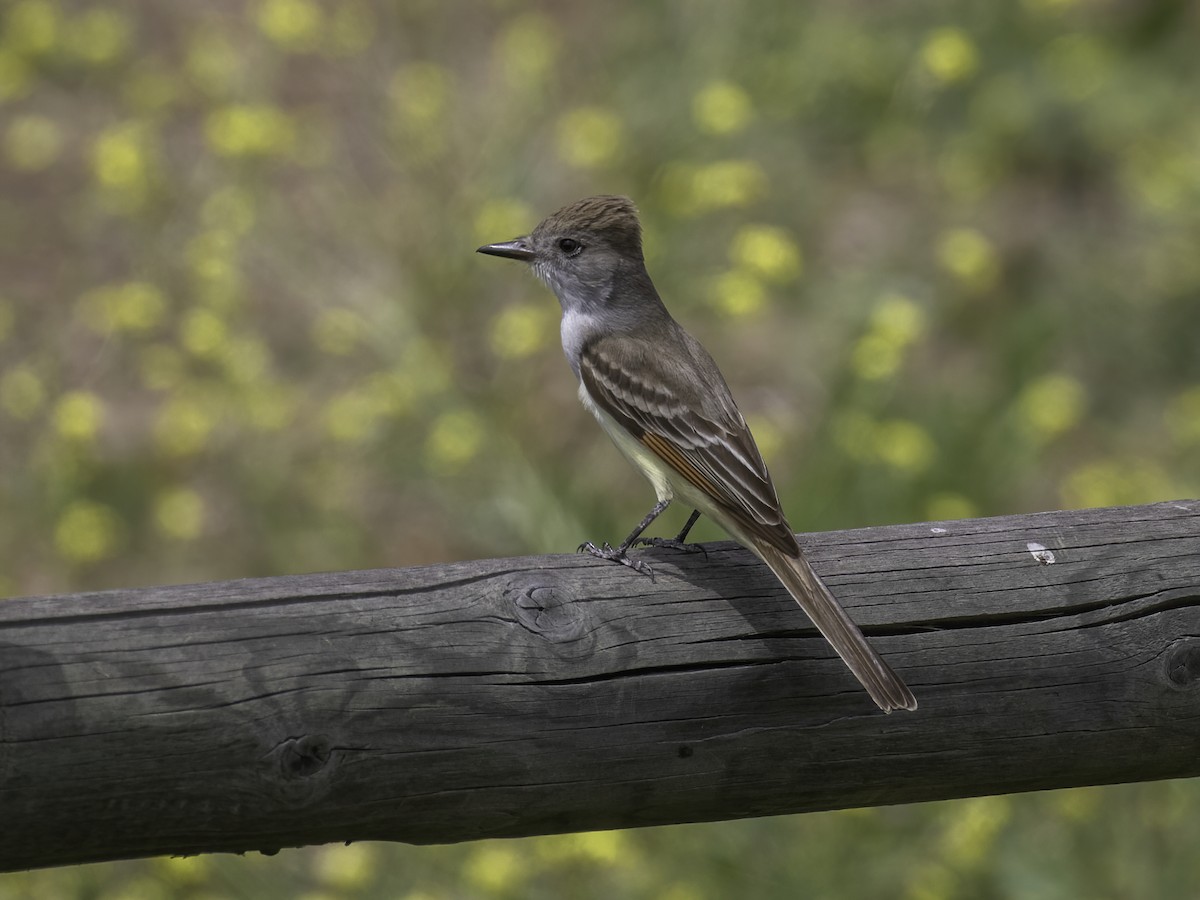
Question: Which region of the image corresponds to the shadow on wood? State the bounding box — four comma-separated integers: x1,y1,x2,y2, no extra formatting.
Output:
2,501,1199,872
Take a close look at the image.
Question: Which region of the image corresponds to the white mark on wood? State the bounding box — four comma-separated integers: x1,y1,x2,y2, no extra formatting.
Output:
931,527,948,534
1027,542,1056,565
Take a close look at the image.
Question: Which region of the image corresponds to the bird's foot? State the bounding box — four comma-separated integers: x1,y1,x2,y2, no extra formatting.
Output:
577,541,655,579
632,536,708,559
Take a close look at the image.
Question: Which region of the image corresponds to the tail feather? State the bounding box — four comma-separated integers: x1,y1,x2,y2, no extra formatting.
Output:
755,541,917,713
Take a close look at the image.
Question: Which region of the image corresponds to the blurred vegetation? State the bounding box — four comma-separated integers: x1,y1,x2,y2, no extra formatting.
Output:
2,0,1199,896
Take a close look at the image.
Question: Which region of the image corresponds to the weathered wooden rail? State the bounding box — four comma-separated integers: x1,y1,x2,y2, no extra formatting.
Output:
2,501,1198,871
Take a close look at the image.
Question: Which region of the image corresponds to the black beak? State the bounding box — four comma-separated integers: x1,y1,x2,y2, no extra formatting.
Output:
476,238,536,262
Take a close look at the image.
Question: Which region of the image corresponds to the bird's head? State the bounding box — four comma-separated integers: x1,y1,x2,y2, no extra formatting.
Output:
477,195,648,312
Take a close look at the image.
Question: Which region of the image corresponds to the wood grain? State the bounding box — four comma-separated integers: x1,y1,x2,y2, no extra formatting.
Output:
2,501,1199,871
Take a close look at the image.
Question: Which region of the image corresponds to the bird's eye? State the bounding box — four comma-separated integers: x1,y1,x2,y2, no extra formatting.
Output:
558,238,582,255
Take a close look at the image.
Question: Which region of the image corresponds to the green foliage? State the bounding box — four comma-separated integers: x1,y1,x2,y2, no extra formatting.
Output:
2,0,1198,895
5,784,1200,898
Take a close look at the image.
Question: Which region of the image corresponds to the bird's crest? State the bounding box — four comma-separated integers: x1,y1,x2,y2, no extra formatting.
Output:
535,195,643,260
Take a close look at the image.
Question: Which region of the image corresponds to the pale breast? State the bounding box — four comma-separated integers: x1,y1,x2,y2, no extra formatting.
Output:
559,308,600,379
577,381,675,503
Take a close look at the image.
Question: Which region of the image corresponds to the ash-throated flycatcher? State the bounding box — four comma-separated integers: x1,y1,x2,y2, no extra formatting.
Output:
478,196,916,712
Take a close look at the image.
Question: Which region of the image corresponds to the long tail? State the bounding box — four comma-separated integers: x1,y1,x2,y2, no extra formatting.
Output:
754,541,917,713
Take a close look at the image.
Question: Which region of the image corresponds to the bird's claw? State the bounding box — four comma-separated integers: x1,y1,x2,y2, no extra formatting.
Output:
632,536,708,559
577,540,655,579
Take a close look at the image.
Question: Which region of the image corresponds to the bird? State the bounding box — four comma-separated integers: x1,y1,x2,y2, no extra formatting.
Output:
477,195,916,713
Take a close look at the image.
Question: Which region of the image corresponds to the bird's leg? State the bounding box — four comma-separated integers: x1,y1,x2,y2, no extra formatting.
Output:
578,498,671,577
674,509,702,543
634,509,707,556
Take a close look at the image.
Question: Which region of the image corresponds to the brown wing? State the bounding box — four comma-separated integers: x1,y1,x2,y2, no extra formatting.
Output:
580,332,800,556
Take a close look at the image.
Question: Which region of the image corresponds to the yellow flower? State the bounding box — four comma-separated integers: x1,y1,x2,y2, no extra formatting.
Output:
56,501,123,563
255,0,322,51
926,492,977,522
730,225,802,283
852,294,926,381
852,333,903,382
1,365,46,419
464,844,522,893
7,1,59,56
1165,386,1200,447
180,308,228,358
1054,786,1100,821
65,8,131,65
220,335,270,384
710,270,766,317
186,229,240,288
875,420,935,473
154,855,209,883
79,282,167,334
556,107,623,169
1120,138,1197,215
498,14,558,90
936,228,999,291
939,796,1011,866
205,105,296,157
54,392,104,442
535,829,629,864
474,197,533,246
1061,460,1175,509
744,414,782,462
489,304,554,359
154,398,216,456
425,409,484,471
323,390,380,443
693,81,753,135
313,844,375,890
921,28,979,84
362,370,415,418
0,50,32,101
91,122,154,195
390,63,453,127
186,30,242,96
663,160,768,215
155,488,205,540
1015,374,1086,441
694,159,767,209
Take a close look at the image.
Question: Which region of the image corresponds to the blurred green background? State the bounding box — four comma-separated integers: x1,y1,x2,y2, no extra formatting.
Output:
2,0,1199,896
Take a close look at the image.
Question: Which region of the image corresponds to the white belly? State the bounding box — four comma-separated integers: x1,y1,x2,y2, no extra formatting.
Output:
578,382,675,503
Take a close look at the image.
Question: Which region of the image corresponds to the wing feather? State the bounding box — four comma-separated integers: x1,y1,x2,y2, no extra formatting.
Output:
580,333,799,556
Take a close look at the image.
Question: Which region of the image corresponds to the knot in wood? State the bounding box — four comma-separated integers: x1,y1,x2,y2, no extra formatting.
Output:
275,734,332,779
507,579,591,649
1166,641,1200,688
